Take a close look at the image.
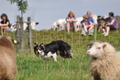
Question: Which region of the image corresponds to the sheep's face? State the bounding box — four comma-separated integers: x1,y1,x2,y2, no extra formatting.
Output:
87,42,106,58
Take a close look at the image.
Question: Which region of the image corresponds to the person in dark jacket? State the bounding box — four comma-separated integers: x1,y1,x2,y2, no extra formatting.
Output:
0,13,11,33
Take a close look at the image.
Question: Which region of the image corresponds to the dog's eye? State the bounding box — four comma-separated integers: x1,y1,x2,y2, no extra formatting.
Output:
97,47,101,49
37,47,40,50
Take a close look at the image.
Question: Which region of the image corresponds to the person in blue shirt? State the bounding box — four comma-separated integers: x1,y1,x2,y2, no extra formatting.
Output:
81,15,94,36
86,11,94,23
81,11,94,36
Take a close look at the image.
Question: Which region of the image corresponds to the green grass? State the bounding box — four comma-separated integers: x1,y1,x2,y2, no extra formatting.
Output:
4,29,120,80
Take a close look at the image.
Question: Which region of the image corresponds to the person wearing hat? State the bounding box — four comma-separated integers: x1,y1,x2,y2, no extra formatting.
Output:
81,15,94,36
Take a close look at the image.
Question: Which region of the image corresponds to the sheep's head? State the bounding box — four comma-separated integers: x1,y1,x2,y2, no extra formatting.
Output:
87,42,116,58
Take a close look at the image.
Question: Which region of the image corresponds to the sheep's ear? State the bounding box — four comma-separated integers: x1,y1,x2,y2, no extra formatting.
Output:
87,44,92,49
87,41,95,48
87,41,94,46
103,44,107,48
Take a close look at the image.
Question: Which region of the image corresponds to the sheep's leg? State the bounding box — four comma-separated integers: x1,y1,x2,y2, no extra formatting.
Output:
92,75,101,80
52,53,57,62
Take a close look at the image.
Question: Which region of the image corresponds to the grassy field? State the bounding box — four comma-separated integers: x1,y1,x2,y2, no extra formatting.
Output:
4,29,120,80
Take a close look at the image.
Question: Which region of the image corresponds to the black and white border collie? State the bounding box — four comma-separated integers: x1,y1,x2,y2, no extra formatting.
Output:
33,40,73,61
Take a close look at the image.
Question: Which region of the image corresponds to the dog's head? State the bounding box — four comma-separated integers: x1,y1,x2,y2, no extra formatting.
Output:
64,50,73,58
97,15,101,19
33,43,44,57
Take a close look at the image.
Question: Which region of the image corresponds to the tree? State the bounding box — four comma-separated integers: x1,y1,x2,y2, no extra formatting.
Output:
7,0,28,53
7,0,28,17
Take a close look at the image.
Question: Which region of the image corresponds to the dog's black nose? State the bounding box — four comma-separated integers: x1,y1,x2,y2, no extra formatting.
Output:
69,56,72,58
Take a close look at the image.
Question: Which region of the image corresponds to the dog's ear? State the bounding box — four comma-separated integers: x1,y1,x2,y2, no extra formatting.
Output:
97,15,101,19
40,43,44,46
40,43,45,50
34,43,38,47
34,43,37,45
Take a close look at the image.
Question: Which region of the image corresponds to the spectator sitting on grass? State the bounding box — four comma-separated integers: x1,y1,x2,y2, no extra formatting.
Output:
102,12,118,36
81,11,94,36
81,15,94,36
86,11,94,24
66,11,77,33
0,13,11,33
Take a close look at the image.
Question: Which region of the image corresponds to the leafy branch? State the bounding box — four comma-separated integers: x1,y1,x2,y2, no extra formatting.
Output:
7,0,28,13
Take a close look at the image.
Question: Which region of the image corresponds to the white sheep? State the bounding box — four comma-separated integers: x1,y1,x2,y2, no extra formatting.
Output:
51,22,58,30
52,19,66,31
10,21,39,31
87,41,120,80
0,36,17,80
91,14,97,25
76,17,83,31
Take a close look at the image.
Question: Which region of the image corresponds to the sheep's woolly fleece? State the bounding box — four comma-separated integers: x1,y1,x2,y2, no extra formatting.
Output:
87,41,120,80
0,36,17,80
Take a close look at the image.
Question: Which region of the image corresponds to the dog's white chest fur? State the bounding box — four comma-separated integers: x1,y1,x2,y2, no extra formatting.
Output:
38,50,57,61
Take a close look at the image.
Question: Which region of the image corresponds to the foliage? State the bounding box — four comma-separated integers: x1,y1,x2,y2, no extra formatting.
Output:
7,0,28,13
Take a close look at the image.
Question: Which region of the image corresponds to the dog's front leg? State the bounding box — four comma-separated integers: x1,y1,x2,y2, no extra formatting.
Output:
53,53,57,62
